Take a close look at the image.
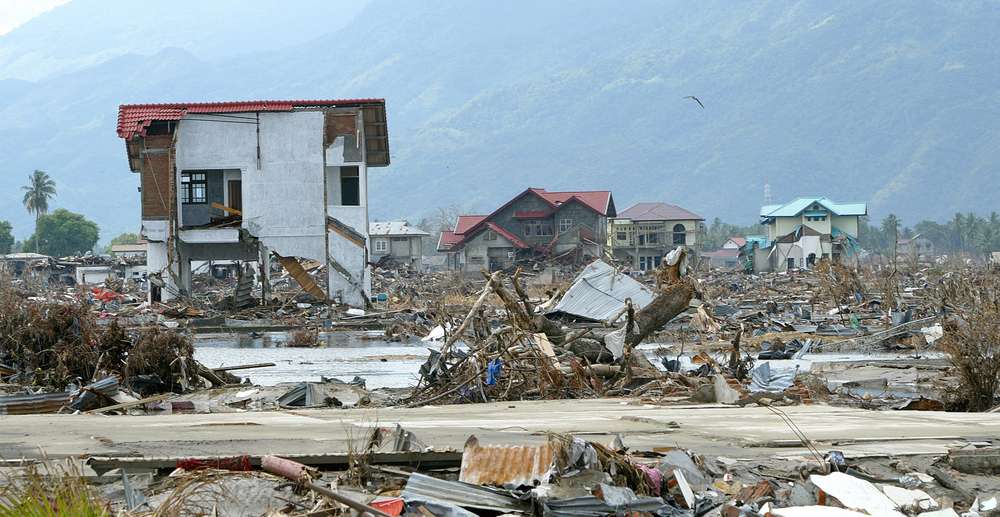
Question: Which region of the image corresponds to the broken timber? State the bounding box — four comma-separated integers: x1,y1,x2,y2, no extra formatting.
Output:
275,254,327,301
210,202,242,216
817,315,940,353
326,215,366,248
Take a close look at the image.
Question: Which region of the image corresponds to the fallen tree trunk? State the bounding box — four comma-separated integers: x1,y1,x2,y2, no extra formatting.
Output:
625,283,694,348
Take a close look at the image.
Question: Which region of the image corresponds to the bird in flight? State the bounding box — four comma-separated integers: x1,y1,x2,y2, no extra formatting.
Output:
684,96,705,109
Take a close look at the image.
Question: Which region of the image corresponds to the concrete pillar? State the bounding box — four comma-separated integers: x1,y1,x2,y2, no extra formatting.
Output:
178,255,192,296
146,241,179,302
259,245,271,302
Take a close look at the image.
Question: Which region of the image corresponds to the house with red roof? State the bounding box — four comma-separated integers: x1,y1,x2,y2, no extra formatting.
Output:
116,98,390,307
608,202,704,271
437,188,616,273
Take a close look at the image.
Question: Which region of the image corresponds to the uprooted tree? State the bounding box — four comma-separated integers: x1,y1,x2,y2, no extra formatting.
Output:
408,248,696,406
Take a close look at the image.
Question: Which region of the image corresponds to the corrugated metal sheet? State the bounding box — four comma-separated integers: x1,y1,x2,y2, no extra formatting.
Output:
542,494,666,517
760,197,867,217
0,376,120,415
459,436,555,487
0,392,70,415
369,221,430,237
547,260,656,322
401,473,527,514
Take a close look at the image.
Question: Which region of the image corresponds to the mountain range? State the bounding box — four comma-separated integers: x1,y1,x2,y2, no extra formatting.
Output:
1,0,998,241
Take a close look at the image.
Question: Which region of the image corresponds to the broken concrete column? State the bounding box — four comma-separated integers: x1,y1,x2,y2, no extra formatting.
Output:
948,447,1000,475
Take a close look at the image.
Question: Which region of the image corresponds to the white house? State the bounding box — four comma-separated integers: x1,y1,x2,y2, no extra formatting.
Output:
117,99,390,306
369,221,429,268
759,197,867,272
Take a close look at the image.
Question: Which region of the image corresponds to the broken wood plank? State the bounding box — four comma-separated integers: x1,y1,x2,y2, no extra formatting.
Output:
210,202,242,216
211,362,276,372
84,393,174,414
275,254,327,300
326,215,366,248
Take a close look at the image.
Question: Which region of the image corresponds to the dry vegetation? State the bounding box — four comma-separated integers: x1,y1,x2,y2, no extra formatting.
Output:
933,271,1000,411
0,282,195,390
0,462,109,517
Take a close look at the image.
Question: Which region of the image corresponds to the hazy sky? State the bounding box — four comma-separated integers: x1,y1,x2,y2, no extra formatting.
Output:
0,0,69,35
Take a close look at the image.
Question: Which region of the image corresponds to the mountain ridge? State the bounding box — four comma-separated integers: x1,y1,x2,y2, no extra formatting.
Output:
0,0,997,240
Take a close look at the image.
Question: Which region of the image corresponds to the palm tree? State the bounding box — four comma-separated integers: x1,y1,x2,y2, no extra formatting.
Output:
21,170,56,252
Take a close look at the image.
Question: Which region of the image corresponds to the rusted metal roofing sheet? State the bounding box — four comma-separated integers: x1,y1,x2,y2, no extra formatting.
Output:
459,436,555,487
0,392,70,415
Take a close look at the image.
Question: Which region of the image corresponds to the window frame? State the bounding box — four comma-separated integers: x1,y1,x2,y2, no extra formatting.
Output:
373,238,389,253
180,172,208,204
523,220,553,237
339,166,360,206
672,223,686,245
559,218,573,233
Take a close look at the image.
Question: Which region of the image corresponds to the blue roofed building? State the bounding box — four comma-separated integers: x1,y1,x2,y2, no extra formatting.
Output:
756,197,867,272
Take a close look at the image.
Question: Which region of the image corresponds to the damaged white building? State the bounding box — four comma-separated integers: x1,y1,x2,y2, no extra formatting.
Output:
117,99,390,307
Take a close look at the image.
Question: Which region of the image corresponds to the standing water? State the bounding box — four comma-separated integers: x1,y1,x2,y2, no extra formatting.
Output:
194,331,437,388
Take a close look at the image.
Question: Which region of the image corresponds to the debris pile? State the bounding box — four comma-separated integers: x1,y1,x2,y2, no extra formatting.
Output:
405,250,741,407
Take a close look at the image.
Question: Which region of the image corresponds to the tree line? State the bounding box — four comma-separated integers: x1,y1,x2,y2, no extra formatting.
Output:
0,170,102,257
859,213,1000,256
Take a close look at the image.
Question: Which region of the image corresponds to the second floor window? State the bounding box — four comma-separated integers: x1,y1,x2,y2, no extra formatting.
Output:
523,220,552,237
559,218,573,233
180,172,207,204
484,230,498,241
673,224,686,245
340,166,360,206
374,239,388,252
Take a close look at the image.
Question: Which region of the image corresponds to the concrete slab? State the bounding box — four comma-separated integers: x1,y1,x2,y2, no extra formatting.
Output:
1,400,998,461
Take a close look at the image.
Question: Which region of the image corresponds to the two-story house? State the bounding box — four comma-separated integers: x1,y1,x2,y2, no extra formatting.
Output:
608,202,704,271
369,221,429,269
117,98,390,307
437,188,615,273
759,196,867,271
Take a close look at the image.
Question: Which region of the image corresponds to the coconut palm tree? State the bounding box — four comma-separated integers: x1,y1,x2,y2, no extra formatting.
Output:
21,170,56,252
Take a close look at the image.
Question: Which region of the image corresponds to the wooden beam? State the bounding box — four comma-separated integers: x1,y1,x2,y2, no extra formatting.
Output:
275,254,327,300
211,202,242,216
326,216,366,248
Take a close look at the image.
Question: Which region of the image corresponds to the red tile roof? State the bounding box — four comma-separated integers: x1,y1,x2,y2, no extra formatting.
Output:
438,188,613,252
437,230,463,251
529,188,613,216
485,222,529,249
454,215,487,235
116,98,385,139
617,202,704,221
728,237,747,247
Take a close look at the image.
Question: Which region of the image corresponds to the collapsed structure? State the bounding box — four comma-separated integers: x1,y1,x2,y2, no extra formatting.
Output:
437,188,616,273
116,99,390,307
751,196,867,272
